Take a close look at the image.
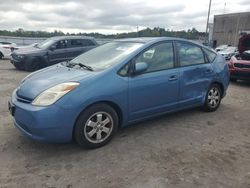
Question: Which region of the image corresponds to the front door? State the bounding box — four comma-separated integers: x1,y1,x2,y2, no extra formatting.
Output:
128,41,179,121
48,39,70,65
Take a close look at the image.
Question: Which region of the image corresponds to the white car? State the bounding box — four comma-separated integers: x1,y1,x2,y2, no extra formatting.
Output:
218,46,238,60
0,42,17,59
215,45,229,52
12,43,38,52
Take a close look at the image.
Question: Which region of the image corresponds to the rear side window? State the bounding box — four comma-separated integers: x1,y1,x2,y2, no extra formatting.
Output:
82,39,95,46
176,42,205,66
71,39,83,47
203,48,217,62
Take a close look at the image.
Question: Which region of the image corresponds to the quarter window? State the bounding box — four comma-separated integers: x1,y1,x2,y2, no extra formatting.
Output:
134,42,174,73
176,42,205,66
203,48,217,62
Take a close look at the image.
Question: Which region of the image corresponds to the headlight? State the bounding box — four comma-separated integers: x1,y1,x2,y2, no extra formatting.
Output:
17,55,25,59
32,82,79,106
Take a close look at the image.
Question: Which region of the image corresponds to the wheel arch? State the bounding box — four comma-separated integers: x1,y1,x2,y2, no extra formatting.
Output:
72,100,124,140
0,51,3,59
211,81,224,96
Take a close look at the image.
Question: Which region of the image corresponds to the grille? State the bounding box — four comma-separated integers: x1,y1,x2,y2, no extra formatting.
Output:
234,63,250,69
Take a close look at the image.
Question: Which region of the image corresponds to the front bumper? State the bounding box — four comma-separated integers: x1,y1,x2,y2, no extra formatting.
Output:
230,70,250,81
10,57,24,65
9,90,77,143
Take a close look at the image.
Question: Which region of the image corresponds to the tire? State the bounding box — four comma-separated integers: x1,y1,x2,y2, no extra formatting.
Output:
13,61,25,70
202,84,222,112
230,78,237,82
74,103,119,149
25,58,41,72
0,52,3,59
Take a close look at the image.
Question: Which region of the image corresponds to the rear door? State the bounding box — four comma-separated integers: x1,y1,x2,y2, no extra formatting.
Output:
175,41,215,107
128,41,179,120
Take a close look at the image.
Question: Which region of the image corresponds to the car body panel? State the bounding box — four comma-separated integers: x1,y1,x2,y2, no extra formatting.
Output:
10,36,98,70
228,56,250,81
9,37,230,143
128,68,179,120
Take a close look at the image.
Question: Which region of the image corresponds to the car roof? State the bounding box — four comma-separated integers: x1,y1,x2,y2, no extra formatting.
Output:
114,37,200,45
50,36,95,41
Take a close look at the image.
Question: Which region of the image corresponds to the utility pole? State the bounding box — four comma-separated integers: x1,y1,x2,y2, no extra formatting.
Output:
205,0,212,44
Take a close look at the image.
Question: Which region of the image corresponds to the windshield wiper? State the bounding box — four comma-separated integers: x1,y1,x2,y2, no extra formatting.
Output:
77,63,94,71
66,61,93,71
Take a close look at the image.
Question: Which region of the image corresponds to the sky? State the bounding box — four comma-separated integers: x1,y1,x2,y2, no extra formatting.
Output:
0,0,249,34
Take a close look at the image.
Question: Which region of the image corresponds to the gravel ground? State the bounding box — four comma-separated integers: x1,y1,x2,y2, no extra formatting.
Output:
0,59,250,188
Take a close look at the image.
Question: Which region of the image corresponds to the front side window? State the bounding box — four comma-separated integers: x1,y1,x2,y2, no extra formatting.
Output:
54,40,69,49
134,42,174,73
176,42,205,66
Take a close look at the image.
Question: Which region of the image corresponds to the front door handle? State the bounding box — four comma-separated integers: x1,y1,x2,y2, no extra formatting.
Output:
205,69,213,74
168,75,178,81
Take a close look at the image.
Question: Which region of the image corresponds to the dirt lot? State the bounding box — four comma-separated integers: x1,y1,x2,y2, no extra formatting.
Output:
0,59,249,188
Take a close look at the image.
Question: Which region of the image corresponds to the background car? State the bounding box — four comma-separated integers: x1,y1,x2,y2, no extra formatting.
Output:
0,41,17,59
228,50,250,81
218,46,238,60
12,42,38,52
215,44,229,52
10,36,98,71
9,37,229,149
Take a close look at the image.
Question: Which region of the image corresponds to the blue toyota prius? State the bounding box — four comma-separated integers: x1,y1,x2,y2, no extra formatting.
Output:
9,37,229,148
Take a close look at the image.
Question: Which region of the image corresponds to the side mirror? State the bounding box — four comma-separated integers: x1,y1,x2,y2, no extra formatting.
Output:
134,62,148,74
50,45,56,51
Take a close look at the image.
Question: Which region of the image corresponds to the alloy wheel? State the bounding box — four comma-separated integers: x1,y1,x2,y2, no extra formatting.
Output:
84,112,113,144
207,87,221,108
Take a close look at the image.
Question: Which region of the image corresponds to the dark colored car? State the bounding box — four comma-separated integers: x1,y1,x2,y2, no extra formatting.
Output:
10,36,98,71
228,50,250,81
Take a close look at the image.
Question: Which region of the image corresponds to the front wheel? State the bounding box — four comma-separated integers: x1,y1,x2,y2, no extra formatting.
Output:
25,58,41,72
202,84,222,112
74,103,119,149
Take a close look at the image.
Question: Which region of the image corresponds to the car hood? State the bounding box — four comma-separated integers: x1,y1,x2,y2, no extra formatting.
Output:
218,51,231,55
14,46,44,55
16,64,96,100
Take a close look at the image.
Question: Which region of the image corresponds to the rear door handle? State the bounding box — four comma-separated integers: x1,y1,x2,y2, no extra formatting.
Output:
168,75,178,81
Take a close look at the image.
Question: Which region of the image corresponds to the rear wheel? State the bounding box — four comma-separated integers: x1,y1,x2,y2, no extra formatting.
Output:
74,103,118,149
202,84,222,112
0,52,3,59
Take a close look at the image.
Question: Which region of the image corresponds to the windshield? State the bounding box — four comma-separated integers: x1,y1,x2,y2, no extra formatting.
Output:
37,39,55,49
70,42,143,71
